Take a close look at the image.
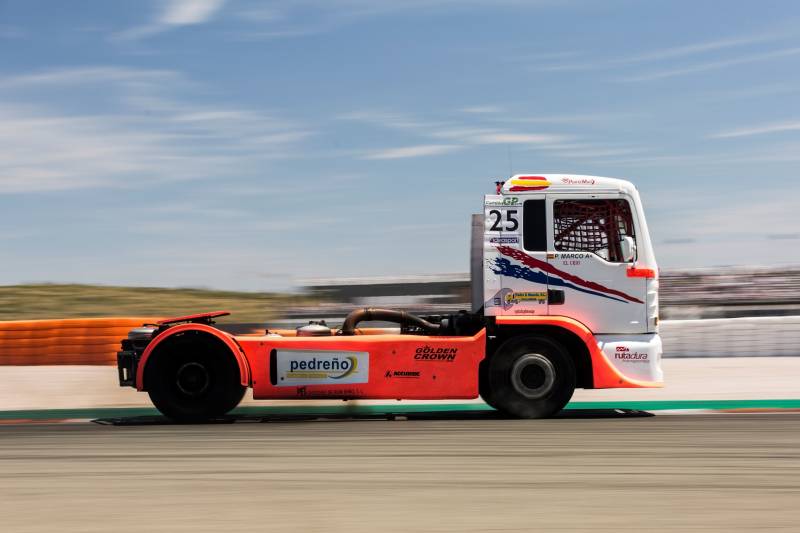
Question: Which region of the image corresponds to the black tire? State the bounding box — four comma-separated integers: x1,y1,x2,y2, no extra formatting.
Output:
487,335,576,419
145,332,246,422
479,358,502,411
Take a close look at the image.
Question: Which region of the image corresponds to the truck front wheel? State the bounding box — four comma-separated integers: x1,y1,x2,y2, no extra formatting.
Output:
145,335,246,422
487,336,575,419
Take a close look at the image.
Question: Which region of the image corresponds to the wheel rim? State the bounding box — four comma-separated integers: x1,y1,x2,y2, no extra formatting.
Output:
176,361,210,396
510,353,556,399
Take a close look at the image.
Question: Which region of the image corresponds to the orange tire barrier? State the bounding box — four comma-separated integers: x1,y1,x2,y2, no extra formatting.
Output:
0,318,159,366
0,327,142,340
0,333,139,344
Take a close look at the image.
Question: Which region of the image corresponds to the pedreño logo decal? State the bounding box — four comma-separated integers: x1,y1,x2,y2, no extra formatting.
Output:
288,356,359,379
275,350,369,386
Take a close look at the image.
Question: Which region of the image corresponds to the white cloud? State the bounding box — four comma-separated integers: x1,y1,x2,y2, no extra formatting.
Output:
342,109,573,151
0,66,313,194
534,32,785,72
588,141,800,167
361,144,462,160
694,83,798,103
160,0,227,25
589,153,719,167
514,50,583,62
619,47,800,82
506,112,647,124
461,105,503,114
338,110,447,132
115,0,227,40
234,0,559,39
710,120,800,139
431,126,571,146
624,34,776,63
543,143,649,159
0,66,180,89
340,107,632,166
471,132,566,144
529,31,800,83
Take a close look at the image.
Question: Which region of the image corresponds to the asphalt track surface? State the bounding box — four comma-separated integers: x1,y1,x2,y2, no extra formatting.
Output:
1,412,799,532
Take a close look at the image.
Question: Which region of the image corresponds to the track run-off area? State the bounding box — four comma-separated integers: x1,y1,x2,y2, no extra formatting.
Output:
1,411,799,533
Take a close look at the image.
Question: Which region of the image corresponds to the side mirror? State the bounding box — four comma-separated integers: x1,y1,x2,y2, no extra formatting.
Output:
620,236,637,263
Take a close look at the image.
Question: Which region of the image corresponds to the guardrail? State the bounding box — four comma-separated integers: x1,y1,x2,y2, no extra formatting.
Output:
0,315,798,365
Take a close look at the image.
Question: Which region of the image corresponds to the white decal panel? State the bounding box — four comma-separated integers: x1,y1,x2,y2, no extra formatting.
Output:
482,194,549,316
275,349,369,387
596,334,663,383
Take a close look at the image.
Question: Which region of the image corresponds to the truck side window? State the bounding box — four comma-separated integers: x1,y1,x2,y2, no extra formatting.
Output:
553,199,635,262
523,199,547,251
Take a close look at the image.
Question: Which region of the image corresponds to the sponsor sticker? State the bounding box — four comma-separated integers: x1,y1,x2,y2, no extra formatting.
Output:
275,349,369,386
561,176,596,185
295,387,365,397
489,236,519,244
414,346,458,362
506,291,547,305
485,196,520,207
614,346,649,362
385,370,421,378
492,288,547,310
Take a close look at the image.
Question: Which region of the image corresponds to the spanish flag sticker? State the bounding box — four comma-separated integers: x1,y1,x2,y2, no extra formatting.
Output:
508,176,550,192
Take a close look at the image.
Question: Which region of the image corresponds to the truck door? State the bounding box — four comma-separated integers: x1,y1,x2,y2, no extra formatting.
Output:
544,194,647,334
483,195,550,317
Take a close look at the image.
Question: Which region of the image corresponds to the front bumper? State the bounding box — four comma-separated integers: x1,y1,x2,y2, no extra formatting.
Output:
116,327,156,387
117,348,139,387
596,333,664,385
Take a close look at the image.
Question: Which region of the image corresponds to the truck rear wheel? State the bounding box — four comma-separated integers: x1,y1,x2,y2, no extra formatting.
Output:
487,336,575,419
145,334,246,422
479,359,502,411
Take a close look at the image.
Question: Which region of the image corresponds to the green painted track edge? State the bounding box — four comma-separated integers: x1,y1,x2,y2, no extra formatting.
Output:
2,399,800,420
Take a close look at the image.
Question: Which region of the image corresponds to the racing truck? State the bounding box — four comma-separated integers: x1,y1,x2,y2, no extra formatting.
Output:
117,174,663,421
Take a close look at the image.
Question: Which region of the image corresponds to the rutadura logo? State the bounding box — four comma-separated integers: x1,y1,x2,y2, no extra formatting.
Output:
507,175,550,192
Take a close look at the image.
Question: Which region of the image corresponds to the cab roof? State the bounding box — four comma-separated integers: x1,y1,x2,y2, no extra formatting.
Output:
501,174,636,194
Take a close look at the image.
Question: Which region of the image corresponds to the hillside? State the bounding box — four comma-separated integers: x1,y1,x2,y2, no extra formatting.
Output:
0,284,313,323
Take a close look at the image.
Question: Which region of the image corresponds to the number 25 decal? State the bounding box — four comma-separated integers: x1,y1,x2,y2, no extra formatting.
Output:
488,209,519,232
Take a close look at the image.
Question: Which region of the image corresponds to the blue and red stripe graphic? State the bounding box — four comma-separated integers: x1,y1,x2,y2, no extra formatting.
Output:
492,246,644,304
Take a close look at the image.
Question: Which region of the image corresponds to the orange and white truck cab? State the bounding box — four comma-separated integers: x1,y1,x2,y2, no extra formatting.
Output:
117,174,663,421
480,174,662,386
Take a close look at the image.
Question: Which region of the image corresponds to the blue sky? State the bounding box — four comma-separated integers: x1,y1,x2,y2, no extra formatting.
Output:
1,0,799,291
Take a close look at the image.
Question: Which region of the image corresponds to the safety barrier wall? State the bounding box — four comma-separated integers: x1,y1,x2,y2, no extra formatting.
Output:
660,315,800,358
0,318,157,365
0,315,798,365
